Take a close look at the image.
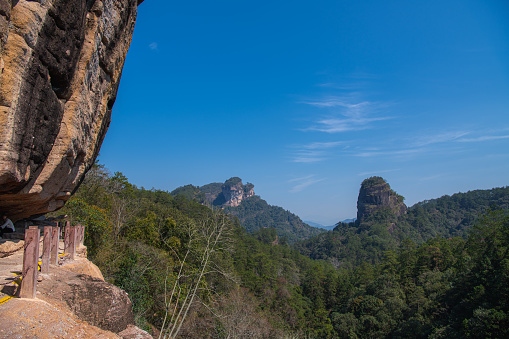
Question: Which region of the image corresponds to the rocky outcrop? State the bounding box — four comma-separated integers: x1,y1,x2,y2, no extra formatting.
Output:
60,256,105,281
0,0,141,220
221,177,254,207
197,177,255,207
356,176,407,223
37,268,134,333
118,325,153,339
0,250,149,338
0,298,121,338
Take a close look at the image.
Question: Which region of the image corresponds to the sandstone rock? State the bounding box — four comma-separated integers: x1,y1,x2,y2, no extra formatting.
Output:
0,0,141,220
220,177,254,207
222,178,245,207
356,176,407,223
0,298,121,338
37,267,134,333
60,256,105,281
201,177,255,207
0,238,24,256
118,324,154,339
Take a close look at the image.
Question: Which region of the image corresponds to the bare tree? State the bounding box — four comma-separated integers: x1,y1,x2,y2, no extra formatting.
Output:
159,212,235,339
110,195,138,241
215,287,276,339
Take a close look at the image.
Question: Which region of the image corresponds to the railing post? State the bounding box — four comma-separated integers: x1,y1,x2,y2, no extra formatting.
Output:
75,225,82,248
80,225,85,247
64,221,71,255
41,226,51,274
50,225,59,265
19,228,40,298
69,226,77,260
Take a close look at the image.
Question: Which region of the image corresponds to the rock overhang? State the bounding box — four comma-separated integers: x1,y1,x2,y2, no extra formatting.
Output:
0,0,142,220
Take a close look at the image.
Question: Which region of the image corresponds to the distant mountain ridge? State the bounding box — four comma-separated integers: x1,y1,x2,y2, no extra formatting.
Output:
171,178,324,243
304,221,337,231
297,177,509,268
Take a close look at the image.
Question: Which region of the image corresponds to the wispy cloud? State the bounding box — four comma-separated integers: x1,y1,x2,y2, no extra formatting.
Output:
310,116,390,133
354,148,422,158
149,42,158,50
301,98,371,113
412,131,470,147
352,130,475,158
293,150,327,163
301,141,344,149
458,134,509,142
291,141,345,162
300,96,392,133
289,175,325,193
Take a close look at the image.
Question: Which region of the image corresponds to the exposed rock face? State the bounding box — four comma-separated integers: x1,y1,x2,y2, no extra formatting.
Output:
221,177,255,207
118,325,153,339
0,298,121,338
60,256,105,281
356,176,407,222
37,268,134,333
198,177,255,207
0,0,141,220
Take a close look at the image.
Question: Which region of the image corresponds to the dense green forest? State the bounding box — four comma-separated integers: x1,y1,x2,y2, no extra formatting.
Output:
223,195,324,243
297,184,509,269
55,165,509,338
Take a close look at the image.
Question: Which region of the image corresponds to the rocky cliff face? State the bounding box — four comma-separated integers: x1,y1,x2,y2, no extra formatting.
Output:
356,176,407,222
221,177,254,207
0,0,141,220
198,177,255,207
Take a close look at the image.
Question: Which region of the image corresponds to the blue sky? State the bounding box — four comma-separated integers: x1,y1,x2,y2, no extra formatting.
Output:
99,0,509,225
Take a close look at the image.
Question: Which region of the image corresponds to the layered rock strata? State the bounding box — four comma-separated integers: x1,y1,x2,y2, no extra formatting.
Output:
0,0,140,220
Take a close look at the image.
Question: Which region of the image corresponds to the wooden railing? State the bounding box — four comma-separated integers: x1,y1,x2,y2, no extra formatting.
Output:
18,222,85,299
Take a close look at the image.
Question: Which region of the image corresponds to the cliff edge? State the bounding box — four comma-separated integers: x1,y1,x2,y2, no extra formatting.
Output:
201,177,255,207
0,0,141,220
0,240,152,338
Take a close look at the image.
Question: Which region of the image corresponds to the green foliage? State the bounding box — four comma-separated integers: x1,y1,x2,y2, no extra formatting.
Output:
61,198,112,257
225,195,324,243
224,177,242,187
66,163,509,338
170,184,205,203
407,186,509,239
362,176,387,188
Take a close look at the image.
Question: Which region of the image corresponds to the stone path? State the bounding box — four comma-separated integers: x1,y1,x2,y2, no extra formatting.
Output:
0,238,65,298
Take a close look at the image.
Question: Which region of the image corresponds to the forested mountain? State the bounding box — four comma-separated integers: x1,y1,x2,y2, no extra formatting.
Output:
171,178,324,243
407,185,509,240
297,177,509,269
55,167,509,338
224,195,324,243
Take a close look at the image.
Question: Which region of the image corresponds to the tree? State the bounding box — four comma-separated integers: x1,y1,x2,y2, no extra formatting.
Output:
159,212,235,339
